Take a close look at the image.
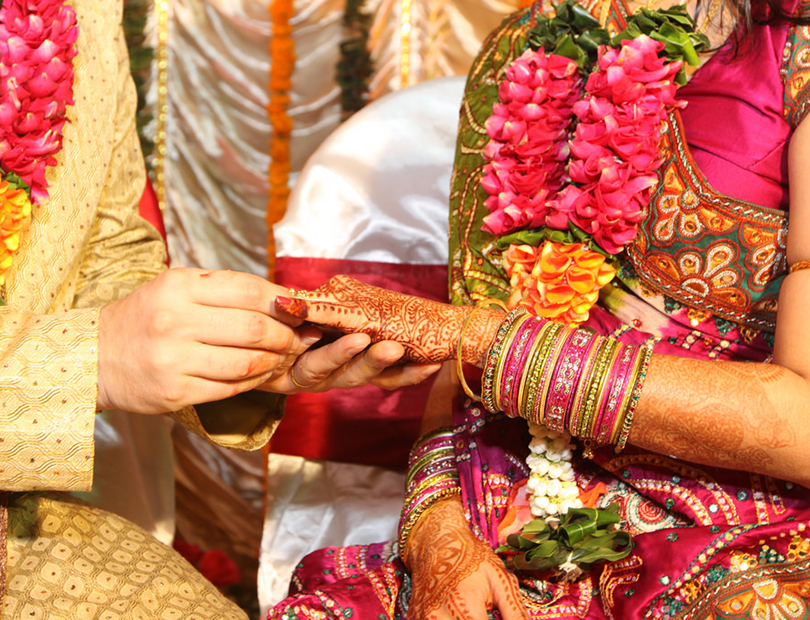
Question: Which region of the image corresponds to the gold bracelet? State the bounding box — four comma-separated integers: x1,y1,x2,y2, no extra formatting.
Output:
456,308,482,402
615,345,654,452
521,321,565,424
576,337,615,439
568,333,602,437
398,487,461,566
789,260,810,274
609,345,646,445
492,312,532,412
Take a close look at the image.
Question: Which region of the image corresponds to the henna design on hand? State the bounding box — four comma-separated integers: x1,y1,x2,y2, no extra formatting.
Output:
280,276,503,364
407,499,528,620
631,357,797,476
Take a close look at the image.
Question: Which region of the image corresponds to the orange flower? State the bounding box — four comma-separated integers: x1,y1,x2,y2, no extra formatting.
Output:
0,180,33,285
267,0,296,279
504,240,616,324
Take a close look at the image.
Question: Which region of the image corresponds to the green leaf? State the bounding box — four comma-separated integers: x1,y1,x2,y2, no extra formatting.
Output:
1,171,31,194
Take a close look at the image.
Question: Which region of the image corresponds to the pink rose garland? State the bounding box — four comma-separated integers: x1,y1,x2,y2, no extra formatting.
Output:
0,0,77,288
481,35,684,323
0,0,78,204
555,35,684,255
480,49,582,235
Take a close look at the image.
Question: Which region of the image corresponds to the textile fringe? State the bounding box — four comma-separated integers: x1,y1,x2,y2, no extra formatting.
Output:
0,491,8,609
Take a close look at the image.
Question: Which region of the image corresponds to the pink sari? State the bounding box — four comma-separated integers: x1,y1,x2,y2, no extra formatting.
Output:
268,0,810,617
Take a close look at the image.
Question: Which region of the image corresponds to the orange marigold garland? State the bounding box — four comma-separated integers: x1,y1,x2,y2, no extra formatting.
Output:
267,0,296,280
0,176,33,287
504,240,616,325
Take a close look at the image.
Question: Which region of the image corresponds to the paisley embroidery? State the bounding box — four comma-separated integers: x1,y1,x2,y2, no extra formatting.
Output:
625,112,788,333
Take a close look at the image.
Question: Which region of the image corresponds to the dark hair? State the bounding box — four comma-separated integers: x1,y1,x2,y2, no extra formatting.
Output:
701,0,810,54
727,0,810,34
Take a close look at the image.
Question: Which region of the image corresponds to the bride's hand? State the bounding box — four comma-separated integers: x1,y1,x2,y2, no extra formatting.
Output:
405,497,530,620
275,275,504,365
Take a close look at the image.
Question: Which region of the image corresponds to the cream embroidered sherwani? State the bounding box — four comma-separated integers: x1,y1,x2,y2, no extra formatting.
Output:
0,0,282,616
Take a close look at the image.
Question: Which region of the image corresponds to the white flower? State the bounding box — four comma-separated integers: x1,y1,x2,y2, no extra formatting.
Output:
525,423,579,518
529,457,551,476
529,436,549,454
547,479,563,497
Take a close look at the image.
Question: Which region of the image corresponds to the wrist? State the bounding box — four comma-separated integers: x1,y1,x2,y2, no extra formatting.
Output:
458,308,506,367
404,495,464,567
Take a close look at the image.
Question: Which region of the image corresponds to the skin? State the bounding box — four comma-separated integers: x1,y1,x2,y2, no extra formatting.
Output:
97,268,440,414
406,497,530,620
274,9,810,617
278,118,810,617
276,276,504,365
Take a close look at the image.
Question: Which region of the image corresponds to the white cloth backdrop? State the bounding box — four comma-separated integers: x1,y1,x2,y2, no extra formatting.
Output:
259,76,465,612
157,0,518,274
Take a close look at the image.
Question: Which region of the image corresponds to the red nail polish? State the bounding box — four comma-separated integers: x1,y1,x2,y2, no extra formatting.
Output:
275,296,309,319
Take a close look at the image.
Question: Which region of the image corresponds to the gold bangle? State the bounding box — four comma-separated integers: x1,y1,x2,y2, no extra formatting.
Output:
398,487,461,566
615,345,654,452
789,260,810,274
492,312,532,412
521,321,564,424
576,337,615,439
456,308,482,402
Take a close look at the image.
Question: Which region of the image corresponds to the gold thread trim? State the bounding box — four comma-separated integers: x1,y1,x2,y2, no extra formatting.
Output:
153,0,169,213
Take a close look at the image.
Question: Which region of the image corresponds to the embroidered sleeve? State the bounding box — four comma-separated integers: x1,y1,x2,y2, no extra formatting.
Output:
782,0,810,127
0,307,99,491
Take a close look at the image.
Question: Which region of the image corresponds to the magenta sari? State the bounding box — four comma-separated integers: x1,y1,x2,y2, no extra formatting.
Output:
268,0,810,617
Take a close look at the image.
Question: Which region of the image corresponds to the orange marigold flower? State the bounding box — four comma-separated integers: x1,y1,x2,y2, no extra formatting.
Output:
0,179,33,285
504,240,616,325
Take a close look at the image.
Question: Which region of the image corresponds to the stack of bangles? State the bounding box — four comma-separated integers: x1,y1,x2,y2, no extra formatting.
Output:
397,428,460,565
482,307,654,456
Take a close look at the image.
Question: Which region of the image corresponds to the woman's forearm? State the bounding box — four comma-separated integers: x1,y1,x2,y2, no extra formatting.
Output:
629,355,810,486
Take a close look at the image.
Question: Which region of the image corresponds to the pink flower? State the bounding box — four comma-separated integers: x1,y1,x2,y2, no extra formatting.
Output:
0,0,78,201
480,49,581,236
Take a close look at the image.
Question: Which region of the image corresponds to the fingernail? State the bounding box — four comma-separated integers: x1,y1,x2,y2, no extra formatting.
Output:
275,296,308,319
301,334,321,347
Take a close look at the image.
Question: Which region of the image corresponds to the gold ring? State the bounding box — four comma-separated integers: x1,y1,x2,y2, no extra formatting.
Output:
290,366,307,390
287,288,313,300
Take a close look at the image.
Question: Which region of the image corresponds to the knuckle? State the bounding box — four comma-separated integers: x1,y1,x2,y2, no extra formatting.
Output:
231,355,254,380
244,314,267,345
160,383,187,409
240,278,265,308
149,309,177,336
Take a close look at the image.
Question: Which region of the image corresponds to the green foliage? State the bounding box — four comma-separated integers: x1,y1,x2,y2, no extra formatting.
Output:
526,0,708,79
123,0,155,160
527,0,609,70
337,0,374,119
613,5,710,84
497,224,618,260
496,503,633,578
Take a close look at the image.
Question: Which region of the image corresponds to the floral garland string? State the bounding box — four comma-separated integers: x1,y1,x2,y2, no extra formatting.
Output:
267,0,295,280
0,0,78,291
485,2,708,572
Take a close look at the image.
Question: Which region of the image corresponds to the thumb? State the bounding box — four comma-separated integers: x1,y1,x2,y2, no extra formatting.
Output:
274,294,311,321
489,569,530,620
